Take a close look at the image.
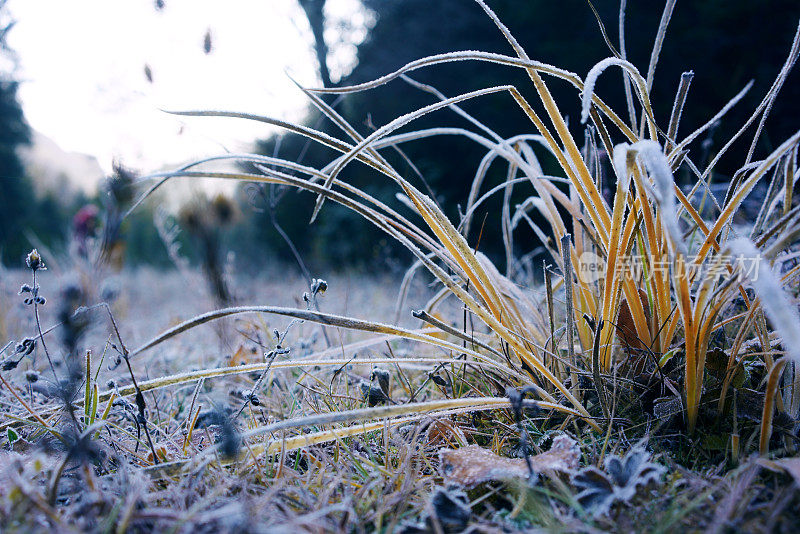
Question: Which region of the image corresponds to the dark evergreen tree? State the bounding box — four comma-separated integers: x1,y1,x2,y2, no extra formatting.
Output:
0,1,75,265
0,0,34,264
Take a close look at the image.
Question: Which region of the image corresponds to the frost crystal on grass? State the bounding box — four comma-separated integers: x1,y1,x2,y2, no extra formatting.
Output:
726,238,800,364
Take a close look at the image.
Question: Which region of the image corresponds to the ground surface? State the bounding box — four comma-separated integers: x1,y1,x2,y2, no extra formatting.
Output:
0,265,798,533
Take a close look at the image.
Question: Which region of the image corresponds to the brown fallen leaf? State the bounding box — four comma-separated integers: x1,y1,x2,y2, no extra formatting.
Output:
439,434,579,488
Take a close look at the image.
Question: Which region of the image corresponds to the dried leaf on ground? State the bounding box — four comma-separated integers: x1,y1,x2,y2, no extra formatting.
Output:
439,434,579,488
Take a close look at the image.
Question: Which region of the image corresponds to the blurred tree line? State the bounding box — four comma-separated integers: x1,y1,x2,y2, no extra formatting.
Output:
0,1,173,268
246,0,800,269
2,1,798,270
0,1,76,265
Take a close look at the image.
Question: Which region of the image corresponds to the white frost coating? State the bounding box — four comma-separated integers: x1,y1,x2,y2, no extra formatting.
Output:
612,143,632,193
511,197,548,229
395,193,419,214
631,140,688,256
519,142,545,178
581,57,644,124
726,238,800,364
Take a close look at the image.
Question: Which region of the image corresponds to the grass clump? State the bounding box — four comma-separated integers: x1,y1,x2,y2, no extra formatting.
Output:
2,0,800,531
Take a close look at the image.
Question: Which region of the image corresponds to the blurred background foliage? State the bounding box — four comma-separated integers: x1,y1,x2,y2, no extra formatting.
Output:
2,0,799,270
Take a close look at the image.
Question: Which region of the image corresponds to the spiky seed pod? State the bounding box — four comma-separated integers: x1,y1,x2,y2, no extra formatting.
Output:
108,162,137,206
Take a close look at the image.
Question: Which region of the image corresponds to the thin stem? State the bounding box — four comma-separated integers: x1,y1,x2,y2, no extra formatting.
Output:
32,270,58,380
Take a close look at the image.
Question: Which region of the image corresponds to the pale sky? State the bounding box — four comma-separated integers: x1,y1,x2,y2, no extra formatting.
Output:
7,0,369,189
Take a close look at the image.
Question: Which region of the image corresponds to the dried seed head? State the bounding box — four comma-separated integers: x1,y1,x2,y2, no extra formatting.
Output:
108,162,137,206
371,367,390,393
311,278,328,296
25,249,45,271
178,204,203,233
210,194,236,225
24,370,39,383
203,28,213,54
61,280,82,302
213,410,240,459
360,381,387,407
14,338,36,357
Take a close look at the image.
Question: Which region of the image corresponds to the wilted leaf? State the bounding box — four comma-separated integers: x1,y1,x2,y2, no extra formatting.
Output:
399,488,471,534
706,348,749,388
652,396,682,420
426,418,467,448
439,434,579,488
147,445,168,463
228,343,257,366
428,488,471,532
705,347,728,375
371,367,390,394
572,442,665,516
617,289,652,374
429,371,449,388
360,381,388,406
